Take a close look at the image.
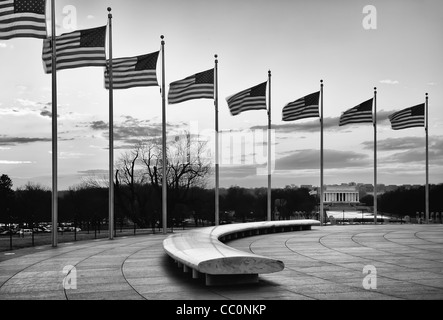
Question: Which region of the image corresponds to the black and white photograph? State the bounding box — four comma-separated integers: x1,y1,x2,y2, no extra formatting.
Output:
0,0,442,309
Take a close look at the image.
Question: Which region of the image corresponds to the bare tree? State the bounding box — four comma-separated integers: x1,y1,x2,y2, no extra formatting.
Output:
80,132,212,228
139,131,212,224
141,132,211,197
114,143,151,226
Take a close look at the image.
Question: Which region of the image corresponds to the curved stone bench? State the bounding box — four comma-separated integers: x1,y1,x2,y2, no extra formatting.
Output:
163,219,320,286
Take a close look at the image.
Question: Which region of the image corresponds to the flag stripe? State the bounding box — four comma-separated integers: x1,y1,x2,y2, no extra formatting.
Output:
0,0,47,40
339,98,373,126
104,52,160,89
104,73,158,88
389,104,425,130
282,91,320,121
42,25,107,73
168,69,214,104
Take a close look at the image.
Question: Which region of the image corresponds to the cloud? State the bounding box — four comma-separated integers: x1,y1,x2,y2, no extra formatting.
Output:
427,82,437,86
362,136,424,151
364,135,443,153
16,98,41,108
250,110,393,134
1,100,55,119
90,120,108,131
381,149,426,164
275,149,370,171
78,169,108,175
59,152,93,159
0,42,12,49
0,160,33,165
376,110,396,124
220,164,263,179
0,107,30,117
362,136,443,167
251,117,330,133
88,116,187,147
40,109,53,118
217,149,372,186
87,15,95,19
386,144,443,166
379,79,399,85
0,136,51,146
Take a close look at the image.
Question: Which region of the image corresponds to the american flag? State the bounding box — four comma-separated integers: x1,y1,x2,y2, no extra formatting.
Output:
0,0,47,39
105,51,159,90
389,103,425,130
42,25,107,73
282,91,320,121
168,68,214,104
226,81,267,116
339,98,373,126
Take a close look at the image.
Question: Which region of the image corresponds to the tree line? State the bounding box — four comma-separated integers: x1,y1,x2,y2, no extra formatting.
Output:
3,169,441,230
0,173,318,229
361,184,443,217
1,133,442,229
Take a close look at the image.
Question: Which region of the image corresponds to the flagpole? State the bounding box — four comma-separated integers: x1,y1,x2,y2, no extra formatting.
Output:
320,80,324,226
214,54,219,226
161,35,167,234
51,0,58,247
425,93,429,224
267,70,272,221
374,87,377,224
107,7,114,240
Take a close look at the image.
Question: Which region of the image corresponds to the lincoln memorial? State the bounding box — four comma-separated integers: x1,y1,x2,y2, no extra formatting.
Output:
323,185,360,204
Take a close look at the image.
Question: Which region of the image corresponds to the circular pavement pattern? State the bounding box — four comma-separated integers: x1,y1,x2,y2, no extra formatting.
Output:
0,224,442,300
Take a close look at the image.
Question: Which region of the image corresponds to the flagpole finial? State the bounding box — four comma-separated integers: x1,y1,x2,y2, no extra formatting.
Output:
161,35,165,44
107,7,112,18
215,54,218,63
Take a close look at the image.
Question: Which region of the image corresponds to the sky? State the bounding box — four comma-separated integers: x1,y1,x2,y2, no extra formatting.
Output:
1,0,442,191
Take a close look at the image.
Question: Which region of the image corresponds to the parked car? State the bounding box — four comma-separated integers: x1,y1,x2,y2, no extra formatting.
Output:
17,228,33,235
65,226,81,232
0,229,15,235
33,227,51,233
41,227,51,233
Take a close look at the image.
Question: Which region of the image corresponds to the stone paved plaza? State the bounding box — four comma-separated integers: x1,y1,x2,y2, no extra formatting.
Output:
0,224,442,300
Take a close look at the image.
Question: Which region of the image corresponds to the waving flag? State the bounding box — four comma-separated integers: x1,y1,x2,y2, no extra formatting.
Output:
0,0,47,39
168,68,214,104
226,81,267,116
388,104,425,130
105,51,159,89
42,25,107,73
339,98,373,126
282,91,320,121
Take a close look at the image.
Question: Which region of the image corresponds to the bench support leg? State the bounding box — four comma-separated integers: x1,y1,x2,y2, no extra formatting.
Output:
205,274,259,286
192,269,200,279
